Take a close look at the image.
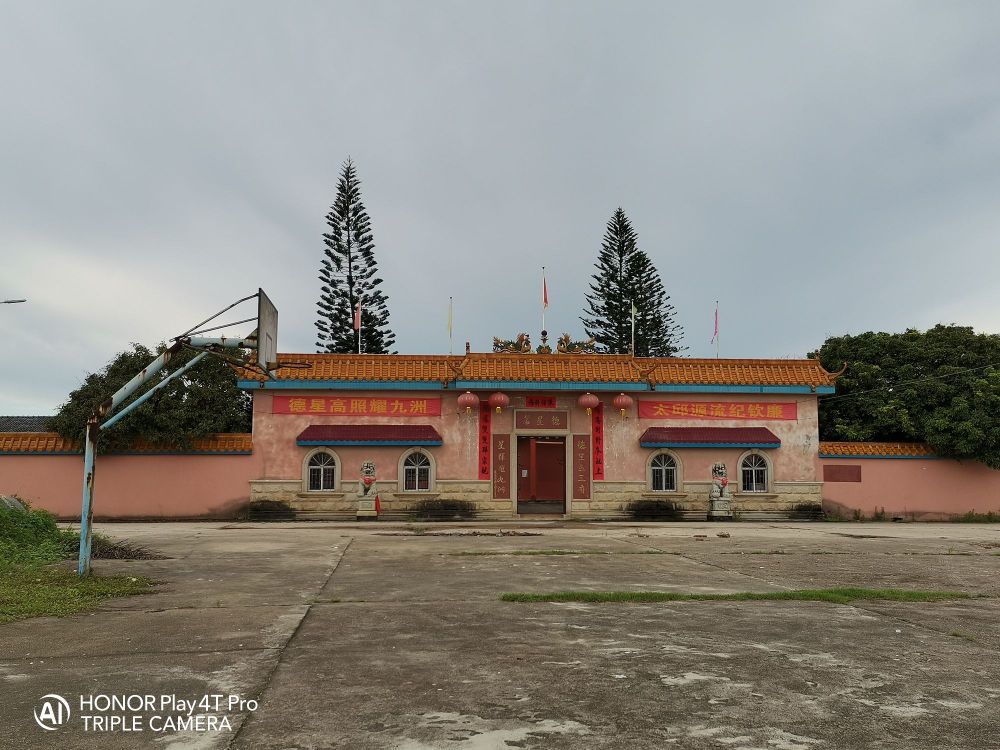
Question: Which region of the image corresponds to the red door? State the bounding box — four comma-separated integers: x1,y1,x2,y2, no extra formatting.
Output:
517,437,566,512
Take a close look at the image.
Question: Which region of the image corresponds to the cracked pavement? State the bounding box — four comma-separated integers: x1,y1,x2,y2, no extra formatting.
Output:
2,521,999,749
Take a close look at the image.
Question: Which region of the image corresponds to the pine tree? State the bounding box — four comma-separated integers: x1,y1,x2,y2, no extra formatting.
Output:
316,159,396,353
581,208,684,357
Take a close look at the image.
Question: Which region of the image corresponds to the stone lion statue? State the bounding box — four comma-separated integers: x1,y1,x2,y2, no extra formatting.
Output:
708,462,733,520
358,461,377,497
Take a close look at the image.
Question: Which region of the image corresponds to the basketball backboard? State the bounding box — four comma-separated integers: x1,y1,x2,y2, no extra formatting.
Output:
256,288,278,373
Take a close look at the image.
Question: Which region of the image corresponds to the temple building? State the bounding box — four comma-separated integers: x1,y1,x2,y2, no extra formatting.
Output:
240,353,837,519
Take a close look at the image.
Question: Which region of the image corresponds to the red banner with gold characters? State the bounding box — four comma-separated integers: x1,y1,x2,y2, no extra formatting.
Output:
638,400,796,421
591,404,605,480
273,396,441,417
492,434,510,499
478,401,492,480
573,434,591,499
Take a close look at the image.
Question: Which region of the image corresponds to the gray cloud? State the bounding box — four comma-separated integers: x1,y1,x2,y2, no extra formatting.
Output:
3,0,1000,413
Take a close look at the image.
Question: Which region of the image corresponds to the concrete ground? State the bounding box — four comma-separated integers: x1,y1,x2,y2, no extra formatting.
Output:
2,521,999,750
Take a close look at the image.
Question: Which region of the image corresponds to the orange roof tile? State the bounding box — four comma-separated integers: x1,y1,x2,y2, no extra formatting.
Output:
241,353,837,389
819,441,936,458
0,433,252,455
0,432,79,454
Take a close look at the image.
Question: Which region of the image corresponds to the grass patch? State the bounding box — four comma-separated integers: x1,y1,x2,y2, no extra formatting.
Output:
0,567,151,624
0,503,155,623
448,549,678,557
722,550,787,555
450,549,610,556
949,631,978,643
951,511,1000,523
499,588,972,604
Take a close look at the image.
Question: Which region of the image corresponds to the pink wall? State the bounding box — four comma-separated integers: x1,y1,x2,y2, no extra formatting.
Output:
251,389,821,487
604,394,820,484
0,453,257,519
819,457,1000,517
251,390,483,483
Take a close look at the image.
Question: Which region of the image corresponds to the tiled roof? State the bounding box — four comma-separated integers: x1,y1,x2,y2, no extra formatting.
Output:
640,427,781,448
297,424,443,446
0,432,78,454
818,441,936,458
0,416,52,432
241,354,837,388
0,433,253,455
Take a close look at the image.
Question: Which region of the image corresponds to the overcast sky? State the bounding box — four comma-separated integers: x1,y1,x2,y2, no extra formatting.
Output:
2,1,1000,414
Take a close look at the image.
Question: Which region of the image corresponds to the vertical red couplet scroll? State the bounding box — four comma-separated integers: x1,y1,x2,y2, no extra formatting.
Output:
591,404,605,481
478,401,491,480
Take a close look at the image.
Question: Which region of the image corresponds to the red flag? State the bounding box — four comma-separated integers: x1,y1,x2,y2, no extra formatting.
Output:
353,299,362,331
543,276,549,309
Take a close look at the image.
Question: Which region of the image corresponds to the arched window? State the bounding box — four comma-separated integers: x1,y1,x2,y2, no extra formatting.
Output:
403,451,432,491
741,453,768,493
307,451,337,491
650,453,678,492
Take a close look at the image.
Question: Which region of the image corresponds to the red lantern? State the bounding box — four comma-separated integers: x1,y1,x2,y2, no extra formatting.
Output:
612,392,634,417
488,392,510,413
578,392,600,415
457,391,479,415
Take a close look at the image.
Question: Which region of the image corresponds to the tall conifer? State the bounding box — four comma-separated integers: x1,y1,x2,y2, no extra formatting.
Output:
316,159,395,353
581,208,684,357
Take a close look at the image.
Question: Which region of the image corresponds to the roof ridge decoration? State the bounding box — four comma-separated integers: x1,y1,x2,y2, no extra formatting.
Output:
630,358,662,390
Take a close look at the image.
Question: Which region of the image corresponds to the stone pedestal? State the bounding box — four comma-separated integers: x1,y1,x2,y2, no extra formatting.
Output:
356,496,377,521
707,497,733,521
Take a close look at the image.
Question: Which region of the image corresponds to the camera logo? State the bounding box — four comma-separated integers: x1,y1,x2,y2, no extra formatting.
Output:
34,694,71,730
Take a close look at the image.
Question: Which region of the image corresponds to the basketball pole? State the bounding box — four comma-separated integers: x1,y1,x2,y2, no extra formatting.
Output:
77,290,274,576
77,338,253,576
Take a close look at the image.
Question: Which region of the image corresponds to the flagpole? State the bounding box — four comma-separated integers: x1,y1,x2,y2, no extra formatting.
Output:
356,294,363,354
541,266,547,334
448,297,454,355
714,300,720,359
630,300,636,357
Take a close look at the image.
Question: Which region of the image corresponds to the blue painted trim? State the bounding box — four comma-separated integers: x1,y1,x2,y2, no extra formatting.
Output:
641,442,780,449
114,450,253,456
239,379,445,391
454,380,646,392
652,384,835,395
297,439,442,447
818,453,941,460
240,378,833,395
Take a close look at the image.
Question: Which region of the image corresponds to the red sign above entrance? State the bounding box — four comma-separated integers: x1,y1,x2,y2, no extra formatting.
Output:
273,396,442,417
525,396,557,409
638,400,796,421
515,410,568,430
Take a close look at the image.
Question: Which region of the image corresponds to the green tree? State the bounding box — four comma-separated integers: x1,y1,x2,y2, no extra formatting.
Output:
581,208,683,357
49,343,252,454
810,325,1000,468
315,158,395,353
